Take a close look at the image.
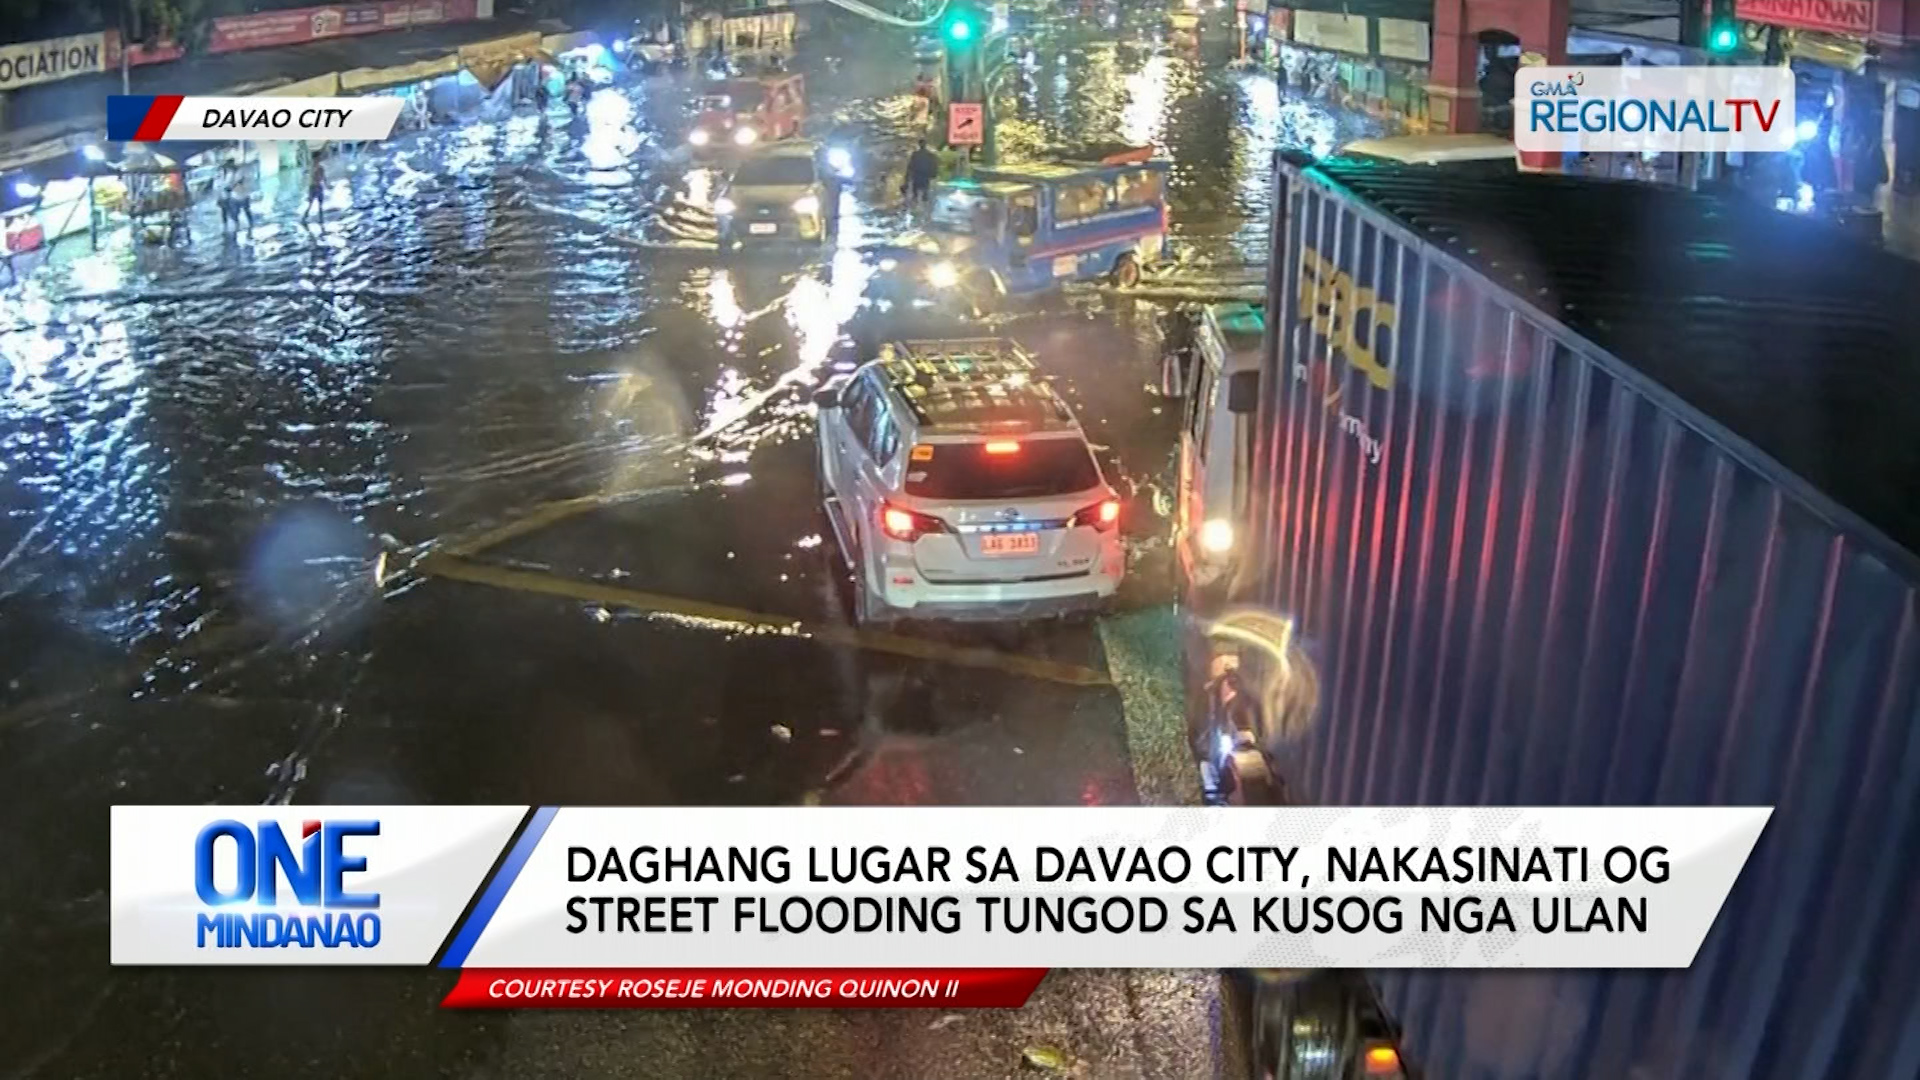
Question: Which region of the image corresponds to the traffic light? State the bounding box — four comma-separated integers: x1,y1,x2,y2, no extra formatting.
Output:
1707,0,1738,54
944,9,976,44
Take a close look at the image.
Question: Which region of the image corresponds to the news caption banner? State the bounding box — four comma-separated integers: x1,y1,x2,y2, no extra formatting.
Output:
105,95,401,142
111,806,1770,1009
1515,66,1797,156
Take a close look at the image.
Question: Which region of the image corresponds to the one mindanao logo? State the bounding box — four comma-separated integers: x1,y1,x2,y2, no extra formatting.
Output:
193,819,383,950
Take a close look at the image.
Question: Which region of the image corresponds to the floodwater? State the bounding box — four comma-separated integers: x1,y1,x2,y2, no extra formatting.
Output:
0,13,1377,1077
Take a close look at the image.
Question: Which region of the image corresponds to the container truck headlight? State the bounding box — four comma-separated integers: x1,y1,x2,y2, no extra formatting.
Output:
713,196,736,215
927,261,959,289
734,126,759,146
1199,518,1234,554
689,128,711,146
792,194,820,216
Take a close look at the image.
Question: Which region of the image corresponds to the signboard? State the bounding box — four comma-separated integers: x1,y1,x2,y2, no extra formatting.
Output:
103,30,187,69
1735,0,1873,35
0,32,109,92
207,0,483,55
948,102,984,146
1290,10,1368,55
1375,18,1430,63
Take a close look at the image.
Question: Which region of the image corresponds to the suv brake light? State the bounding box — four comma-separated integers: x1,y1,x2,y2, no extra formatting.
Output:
1070,498,1121,532
881,503,948,542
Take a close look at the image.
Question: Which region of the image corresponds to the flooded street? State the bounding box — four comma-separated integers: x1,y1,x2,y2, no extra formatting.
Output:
0,15,1378,1077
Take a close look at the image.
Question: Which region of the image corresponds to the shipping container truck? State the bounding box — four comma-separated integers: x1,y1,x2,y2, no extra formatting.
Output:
1172,152,1920,1079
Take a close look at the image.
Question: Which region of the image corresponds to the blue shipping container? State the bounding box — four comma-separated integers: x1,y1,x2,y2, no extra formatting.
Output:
1249,156,1920,1079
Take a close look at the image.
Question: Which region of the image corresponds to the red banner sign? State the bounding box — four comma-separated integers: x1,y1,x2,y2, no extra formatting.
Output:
206,0,481,54
441,968,1049,1009
103,30,187,68
1735,0,1875,35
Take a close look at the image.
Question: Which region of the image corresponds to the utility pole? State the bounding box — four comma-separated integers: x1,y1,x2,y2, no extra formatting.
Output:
121,0,138,95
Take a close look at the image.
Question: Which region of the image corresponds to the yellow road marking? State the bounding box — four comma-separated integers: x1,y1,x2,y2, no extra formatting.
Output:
416,553,1112,688
443,494,621,558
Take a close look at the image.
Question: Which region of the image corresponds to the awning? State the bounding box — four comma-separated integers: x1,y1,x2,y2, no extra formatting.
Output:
459,32,545,91
542,30,598,54
249,72,342,97
340,55,462,91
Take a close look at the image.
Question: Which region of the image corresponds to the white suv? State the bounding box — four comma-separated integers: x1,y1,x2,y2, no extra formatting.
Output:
813,339,1125,623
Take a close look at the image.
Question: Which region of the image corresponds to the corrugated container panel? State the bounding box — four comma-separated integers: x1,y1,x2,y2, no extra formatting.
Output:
1251,162,1920,1080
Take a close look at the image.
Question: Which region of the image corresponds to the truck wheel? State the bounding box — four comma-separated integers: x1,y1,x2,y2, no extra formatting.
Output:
852,563,893,626
1110,253,1142,288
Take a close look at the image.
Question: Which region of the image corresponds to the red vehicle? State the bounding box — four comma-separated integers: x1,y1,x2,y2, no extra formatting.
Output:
687,74,805,153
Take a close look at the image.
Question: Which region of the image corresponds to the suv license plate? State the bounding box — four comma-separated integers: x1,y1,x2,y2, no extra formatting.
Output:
982,533,1040,556
749,223,778,235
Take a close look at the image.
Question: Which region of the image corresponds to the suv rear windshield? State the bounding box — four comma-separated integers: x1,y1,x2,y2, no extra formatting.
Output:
733,156,816,186
905,438,1101,500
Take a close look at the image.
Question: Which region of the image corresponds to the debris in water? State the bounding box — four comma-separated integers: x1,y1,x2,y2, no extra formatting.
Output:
819,727,840,737
727,773,746,783
928,1013,965,1031
771,724,792,742
592,606,612,623
1022,1046,1069,1071
1013,746,1025,755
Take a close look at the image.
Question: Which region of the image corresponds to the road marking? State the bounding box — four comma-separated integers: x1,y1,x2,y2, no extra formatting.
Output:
416,553,1112,688
442,495,615,558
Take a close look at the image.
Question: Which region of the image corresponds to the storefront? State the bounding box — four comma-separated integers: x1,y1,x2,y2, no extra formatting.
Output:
1272,8,1432,132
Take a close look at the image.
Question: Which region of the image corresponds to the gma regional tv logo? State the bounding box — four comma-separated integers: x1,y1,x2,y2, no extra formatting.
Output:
194,819,383,950
1515,65,1796,155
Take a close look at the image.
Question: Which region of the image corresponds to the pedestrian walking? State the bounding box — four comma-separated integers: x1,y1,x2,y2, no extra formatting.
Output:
229,169,254,234
301,157,327,223
822,166,844,239
903,139,939,211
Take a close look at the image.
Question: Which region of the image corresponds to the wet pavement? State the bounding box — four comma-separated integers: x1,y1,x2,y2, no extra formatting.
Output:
0,14,1378,1078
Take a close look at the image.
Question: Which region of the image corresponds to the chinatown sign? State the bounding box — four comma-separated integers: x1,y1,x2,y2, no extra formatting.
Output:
1735,0,1874,35
0,32,109,91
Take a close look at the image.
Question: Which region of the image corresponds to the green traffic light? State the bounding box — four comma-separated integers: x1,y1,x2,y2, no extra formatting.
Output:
947,19,973,41
1709,25,1737,52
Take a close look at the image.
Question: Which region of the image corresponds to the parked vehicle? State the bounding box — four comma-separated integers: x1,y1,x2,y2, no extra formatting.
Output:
687,74,805,155
813,339,1125,624
860,158,1169,312
1175,151,1920,1078
715,141,827,249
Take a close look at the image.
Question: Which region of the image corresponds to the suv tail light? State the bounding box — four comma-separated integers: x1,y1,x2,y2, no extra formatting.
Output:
1070,498,1121,532
880,503,948,542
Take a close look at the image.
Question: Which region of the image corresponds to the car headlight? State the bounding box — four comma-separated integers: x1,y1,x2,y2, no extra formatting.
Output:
689,128,710,146
826,147,853,175
713,196,736,216
734,126,758,146
792,194,820,216
927,261,959,289
1199,518,1234,554
878,258,898,271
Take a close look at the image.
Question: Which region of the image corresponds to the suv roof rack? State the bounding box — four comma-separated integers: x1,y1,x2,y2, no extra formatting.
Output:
875,339,1071,431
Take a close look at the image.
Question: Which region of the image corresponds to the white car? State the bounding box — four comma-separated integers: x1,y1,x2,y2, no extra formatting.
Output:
714,141,826,248
813,338,1125,623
